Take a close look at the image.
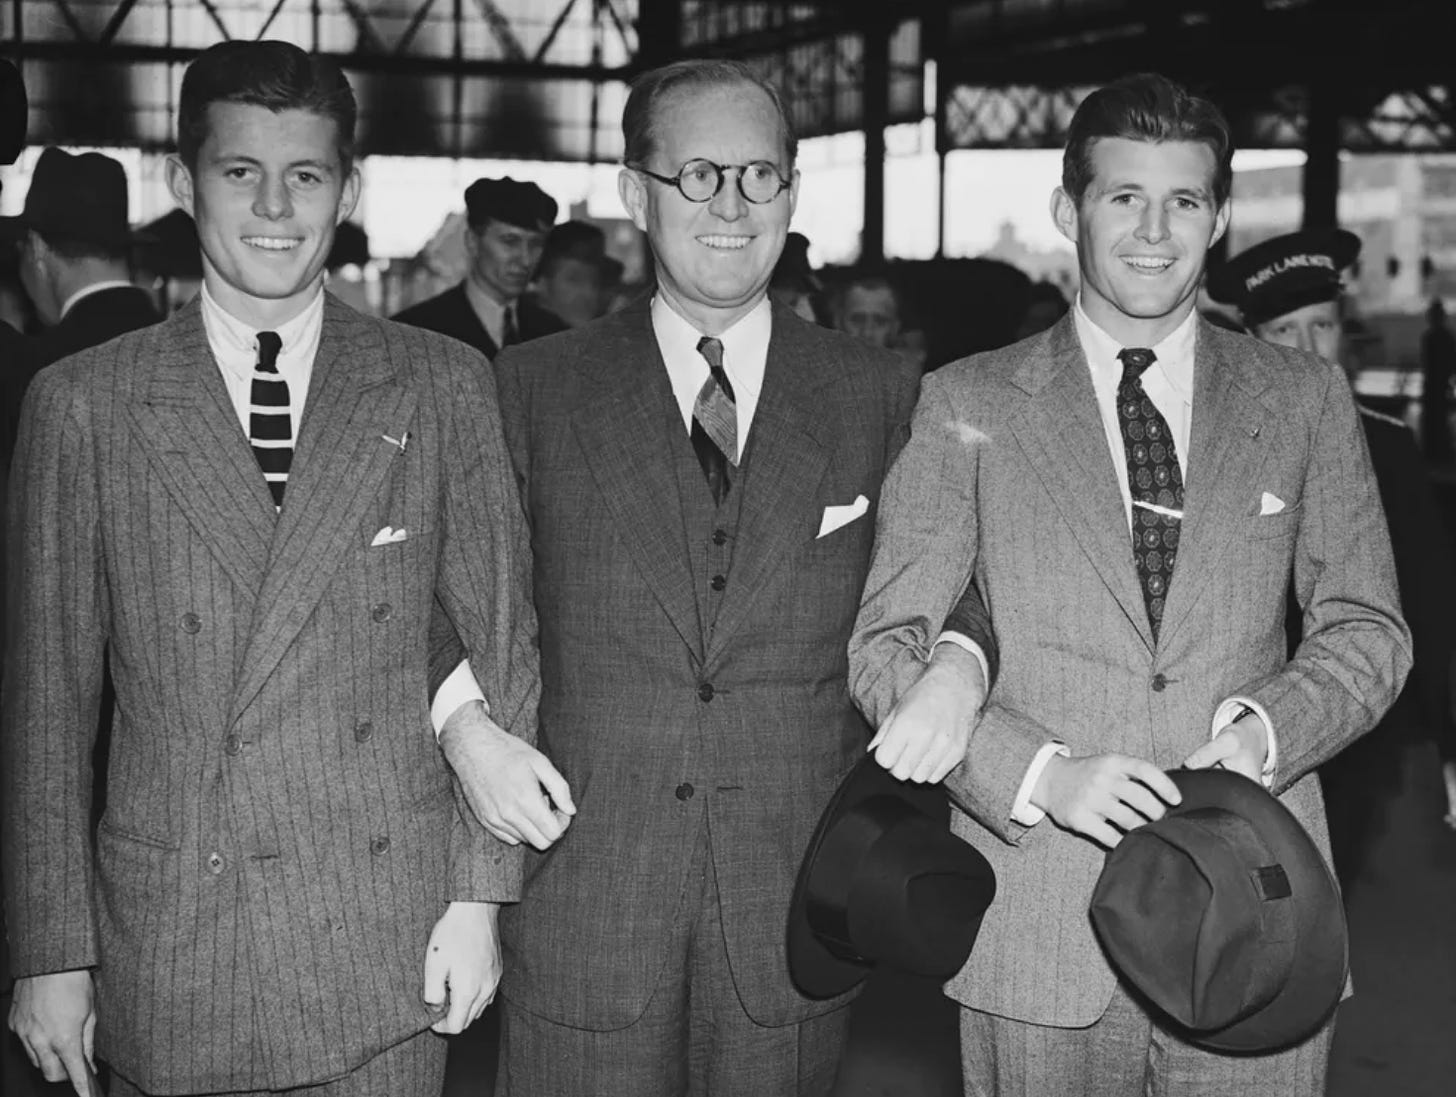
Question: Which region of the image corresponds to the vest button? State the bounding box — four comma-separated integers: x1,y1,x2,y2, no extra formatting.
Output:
180,612,202,634
223,735,242,756
206,851,225,875
710,574,726,592
354,720,374,743
1151,673,1168,692
712,529,728,546
697,683,715,702
371,836,391,855
675,783,695,801
371,603,393,623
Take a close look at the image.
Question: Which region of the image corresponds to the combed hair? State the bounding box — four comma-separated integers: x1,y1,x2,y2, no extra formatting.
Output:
1062,73,1233,207
177,40,357,173
622,58,798,170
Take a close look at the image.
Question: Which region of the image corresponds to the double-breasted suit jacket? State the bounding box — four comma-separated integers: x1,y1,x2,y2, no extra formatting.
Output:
482,298,994,1031
2,295,540,1093
851,315,1411,1028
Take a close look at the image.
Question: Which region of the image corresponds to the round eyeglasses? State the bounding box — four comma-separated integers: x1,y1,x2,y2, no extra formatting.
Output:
630,159,792,205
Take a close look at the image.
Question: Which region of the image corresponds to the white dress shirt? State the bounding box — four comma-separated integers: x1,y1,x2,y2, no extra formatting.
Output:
1009,300,1277,827
464,279,513,353
200,282,324,438
431,292,777,730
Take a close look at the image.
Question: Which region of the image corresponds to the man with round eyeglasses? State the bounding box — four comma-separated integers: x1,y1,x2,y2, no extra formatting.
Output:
430,56,996,1096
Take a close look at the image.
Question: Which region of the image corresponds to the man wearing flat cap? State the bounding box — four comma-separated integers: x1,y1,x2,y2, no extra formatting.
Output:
1211,228,1456,883
393,176,565,360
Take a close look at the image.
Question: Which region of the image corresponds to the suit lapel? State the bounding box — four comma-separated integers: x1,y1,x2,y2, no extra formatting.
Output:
1156,323,1272,646
1008,317,1155,652
229,297,416,722
705,308,831,666
452,285,500,360
126,301,276,599
568,304,705,660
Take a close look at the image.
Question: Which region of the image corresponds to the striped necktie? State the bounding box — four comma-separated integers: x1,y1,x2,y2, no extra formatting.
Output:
249,330,291,509
690,335,738,505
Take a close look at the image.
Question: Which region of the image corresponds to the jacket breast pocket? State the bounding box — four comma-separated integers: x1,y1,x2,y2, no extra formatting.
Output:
1246,505,1301,540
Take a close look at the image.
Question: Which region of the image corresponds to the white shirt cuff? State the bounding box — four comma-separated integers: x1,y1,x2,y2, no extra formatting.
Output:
1011,742,1070,827
1212,696,1278,787
932,631,990,692
431,660,487,738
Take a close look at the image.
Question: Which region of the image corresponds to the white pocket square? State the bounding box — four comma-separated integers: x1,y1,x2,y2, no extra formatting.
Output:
370,526,408,547
817,494,870,539
1259,492,1286,516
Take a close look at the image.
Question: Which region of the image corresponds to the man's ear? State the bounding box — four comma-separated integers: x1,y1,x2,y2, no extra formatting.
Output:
1050,186,1079,245
1211,198,1232,248
337,165,362,225
165,154,195,217
618,168,648,232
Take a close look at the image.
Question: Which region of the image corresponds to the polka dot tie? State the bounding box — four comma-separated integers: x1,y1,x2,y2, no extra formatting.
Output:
1116,346,1183,641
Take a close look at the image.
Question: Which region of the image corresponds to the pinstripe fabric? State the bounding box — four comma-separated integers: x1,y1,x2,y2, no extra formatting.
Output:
960,980,1332,1097
108,1028,446,1097
2,294,540,1093
850,315,1411,1055
482,299,991,1042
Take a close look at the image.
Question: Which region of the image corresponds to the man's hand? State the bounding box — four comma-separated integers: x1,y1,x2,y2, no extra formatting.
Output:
1031,753,1182,848
9,970,99,1096
439,701,575,850
868,643,987,783
422,901,501,1035
1183,712,1269,783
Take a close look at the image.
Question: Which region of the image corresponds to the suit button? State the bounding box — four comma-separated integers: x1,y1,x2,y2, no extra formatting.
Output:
697,683,715,702
180,612,202,634
1151,673,1168,692
710,574,726,592
712,529,729,546
206,851,225,875
223,735,242,756
354,720,374,743
371,836,391,855
371,603,393,623
676,783,695,801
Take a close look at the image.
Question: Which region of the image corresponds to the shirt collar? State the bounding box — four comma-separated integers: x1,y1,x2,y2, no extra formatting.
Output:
463,278,510,339
650,293,771,396
200,281,325,373
1073,295,1198,399
58,280,138,321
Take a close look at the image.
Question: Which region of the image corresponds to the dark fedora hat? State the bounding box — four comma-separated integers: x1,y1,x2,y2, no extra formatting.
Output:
787,755,996,999
0,147,137,248
1090,768,1347,1052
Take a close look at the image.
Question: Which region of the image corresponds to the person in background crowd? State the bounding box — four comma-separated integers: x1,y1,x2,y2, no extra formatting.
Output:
430,57,996,1096
830,270,902,349
392,176,565,360
3,39,545,1097
849,72,1409,1097
532,219,610,328
1420,297,1455,465
1211,228,1456,874
768,229,821,322
1013,279,1070,340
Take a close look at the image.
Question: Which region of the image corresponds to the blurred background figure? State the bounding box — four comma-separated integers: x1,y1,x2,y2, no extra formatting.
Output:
1421,298,1455,466
1012,279,1069,341
768,229,821,322
0,147,161,367
830,269,901,348
532,219,609,328
1211,228,1456,883
393,174,563,359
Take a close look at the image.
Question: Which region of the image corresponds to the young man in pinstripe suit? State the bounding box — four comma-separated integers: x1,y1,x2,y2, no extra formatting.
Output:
4,41,552,1097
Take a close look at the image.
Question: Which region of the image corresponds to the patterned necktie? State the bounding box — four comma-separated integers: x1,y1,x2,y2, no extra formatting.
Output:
690,335,738,505
249,330,291,509
502,305,519,348
1116,346,1183,641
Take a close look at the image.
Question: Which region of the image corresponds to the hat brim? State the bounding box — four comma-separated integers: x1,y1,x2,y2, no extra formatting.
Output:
786,755,947,999
1149,769,1346,1052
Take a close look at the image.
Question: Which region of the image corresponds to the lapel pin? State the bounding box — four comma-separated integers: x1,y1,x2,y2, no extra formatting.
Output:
382,430,410,454
1247,425,1261,438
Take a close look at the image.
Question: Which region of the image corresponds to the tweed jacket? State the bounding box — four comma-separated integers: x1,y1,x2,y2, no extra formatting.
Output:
2,294,540,1092
850,314,1411,1028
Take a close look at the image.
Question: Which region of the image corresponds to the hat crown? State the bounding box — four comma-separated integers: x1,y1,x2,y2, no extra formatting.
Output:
11,147,133,247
